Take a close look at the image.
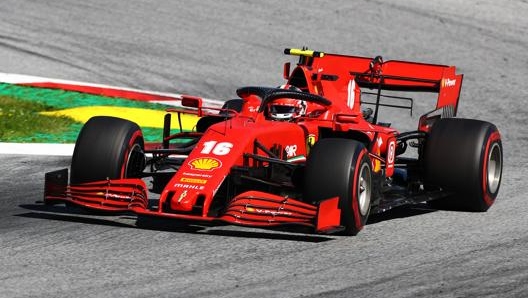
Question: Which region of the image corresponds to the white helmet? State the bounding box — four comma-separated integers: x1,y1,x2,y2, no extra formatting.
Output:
268,85,306,121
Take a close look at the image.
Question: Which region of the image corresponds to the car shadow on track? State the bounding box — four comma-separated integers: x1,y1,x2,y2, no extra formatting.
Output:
366,203,437,225
16,203,333,243
17,202,438,242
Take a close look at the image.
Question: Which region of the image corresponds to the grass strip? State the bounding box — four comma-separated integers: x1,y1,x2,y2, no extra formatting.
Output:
0,95,80,142
0,83,180,143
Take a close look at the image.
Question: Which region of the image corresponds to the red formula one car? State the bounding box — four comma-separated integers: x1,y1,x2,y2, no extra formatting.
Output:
44,48,503,235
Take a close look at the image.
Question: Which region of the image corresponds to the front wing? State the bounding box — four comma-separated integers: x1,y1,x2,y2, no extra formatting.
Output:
44,169,344,234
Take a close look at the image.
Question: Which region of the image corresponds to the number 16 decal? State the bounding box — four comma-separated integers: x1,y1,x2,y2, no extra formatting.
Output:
200,141,233,155
386,138,396,177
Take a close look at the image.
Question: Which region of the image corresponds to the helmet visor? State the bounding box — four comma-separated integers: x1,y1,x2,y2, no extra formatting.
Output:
270,105,296,114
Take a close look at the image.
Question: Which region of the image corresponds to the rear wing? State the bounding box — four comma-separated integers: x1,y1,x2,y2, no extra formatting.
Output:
284,48,463,117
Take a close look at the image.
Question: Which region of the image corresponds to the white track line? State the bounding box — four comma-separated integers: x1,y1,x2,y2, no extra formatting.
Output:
0,143,75,156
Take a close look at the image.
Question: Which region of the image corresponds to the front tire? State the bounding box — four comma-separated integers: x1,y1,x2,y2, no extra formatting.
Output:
70,116,145,184
304,138,372,235
424,118,502,211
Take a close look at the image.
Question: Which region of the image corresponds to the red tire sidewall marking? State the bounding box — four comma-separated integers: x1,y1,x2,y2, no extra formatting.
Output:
481,130,501,206
120,129,143,178
351,148,368,230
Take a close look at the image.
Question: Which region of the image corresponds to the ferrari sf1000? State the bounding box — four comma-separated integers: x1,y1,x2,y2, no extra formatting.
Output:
44,48,503,235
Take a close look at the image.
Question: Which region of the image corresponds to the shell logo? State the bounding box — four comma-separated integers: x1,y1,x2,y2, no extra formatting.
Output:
188,157,222,171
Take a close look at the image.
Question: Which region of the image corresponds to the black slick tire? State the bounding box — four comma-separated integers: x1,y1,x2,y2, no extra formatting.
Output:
304,138,372,235
424,118,502,211
70,116,145,184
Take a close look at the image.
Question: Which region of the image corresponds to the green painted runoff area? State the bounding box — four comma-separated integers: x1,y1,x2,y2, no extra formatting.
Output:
0,83,173,143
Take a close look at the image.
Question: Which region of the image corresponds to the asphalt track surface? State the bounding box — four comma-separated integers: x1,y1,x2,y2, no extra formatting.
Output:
1,1,527,297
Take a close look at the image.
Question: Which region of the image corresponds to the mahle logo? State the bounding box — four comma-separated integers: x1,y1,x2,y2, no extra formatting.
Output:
188,157,222,171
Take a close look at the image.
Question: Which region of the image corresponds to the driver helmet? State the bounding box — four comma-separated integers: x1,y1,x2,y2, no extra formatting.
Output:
268,85,307,121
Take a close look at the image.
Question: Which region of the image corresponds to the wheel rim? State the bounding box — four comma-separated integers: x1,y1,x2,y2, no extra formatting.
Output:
125,143,145,178
358,162,372,216
487,142,502,194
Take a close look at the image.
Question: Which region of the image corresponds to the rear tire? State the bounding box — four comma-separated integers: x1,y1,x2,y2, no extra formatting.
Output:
424,118,502,211
70,116,145,184
304,138,372,235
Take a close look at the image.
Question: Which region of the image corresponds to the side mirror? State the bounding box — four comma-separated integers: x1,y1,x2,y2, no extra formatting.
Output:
181,95,203,116
181,95,202,108
335,114,359,124
283,62,291,80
